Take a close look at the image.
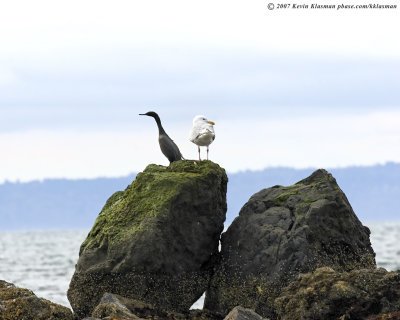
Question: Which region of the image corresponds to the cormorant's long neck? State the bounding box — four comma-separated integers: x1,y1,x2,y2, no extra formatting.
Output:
153,114,166,135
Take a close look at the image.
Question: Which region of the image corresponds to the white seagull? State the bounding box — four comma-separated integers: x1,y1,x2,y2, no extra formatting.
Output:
189,115,215,161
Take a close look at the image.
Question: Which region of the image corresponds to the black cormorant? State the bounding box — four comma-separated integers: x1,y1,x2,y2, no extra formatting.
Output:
139,111,184,163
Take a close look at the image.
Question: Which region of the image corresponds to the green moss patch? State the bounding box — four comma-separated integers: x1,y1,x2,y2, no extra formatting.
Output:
81,160,226,251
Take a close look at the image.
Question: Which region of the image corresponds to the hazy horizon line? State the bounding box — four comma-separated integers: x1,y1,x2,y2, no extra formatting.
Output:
1,161,398,185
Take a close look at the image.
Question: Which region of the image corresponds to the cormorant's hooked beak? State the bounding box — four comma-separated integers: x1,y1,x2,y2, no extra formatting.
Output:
208,120,215,125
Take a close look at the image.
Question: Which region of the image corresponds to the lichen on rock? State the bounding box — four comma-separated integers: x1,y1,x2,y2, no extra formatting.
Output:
68,160,228,318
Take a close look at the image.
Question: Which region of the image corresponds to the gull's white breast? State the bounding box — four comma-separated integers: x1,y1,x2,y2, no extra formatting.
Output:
189,123,215,146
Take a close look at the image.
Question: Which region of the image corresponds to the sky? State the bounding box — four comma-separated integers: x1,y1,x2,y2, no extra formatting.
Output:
0,0,399,183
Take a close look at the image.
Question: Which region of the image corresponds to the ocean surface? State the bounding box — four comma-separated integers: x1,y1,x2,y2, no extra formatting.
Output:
0,222,399,309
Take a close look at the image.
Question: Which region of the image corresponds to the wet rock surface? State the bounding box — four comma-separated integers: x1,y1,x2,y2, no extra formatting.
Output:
89,292,223,320
275,267,400,320
68,160,228,318
223,306,267,320
205,169,376,318
366,311,400,320
91,293,140,320
0,280,73,320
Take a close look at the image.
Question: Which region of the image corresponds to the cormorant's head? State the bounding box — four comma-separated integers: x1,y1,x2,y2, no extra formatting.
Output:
139,111,158,118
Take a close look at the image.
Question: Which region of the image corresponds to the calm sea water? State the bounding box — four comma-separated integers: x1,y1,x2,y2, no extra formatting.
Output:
0,222,399,309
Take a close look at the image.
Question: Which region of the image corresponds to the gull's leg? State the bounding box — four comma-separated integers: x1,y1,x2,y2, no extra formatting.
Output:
198,146,201,161
207,146,209,160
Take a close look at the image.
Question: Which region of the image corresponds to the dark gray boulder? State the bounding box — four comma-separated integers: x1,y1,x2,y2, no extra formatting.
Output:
68,160,227,318
205,169,376,318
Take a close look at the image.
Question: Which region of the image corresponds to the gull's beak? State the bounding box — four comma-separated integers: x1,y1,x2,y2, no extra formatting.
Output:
208,121,215,125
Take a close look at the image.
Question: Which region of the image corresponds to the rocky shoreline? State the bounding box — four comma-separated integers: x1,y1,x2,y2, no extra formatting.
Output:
1,161,399,320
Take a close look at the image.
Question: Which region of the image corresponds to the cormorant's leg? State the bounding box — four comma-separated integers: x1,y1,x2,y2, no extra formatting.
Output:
198,146,201,161
207,146,209,160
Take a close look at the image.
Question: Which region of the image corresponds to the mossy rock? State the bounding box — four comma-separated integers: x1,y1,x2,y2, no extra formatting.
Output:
275,267,400,320
68,160,228,318
0,280,73,320
205,169,376,319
